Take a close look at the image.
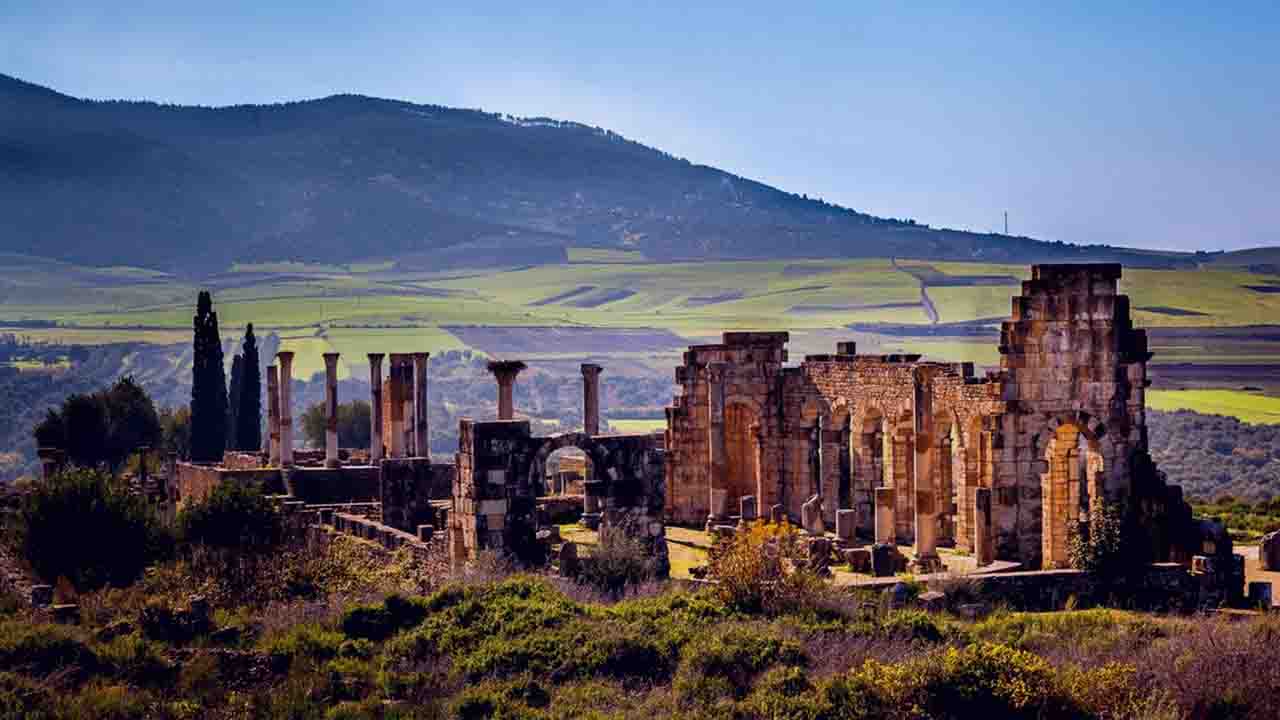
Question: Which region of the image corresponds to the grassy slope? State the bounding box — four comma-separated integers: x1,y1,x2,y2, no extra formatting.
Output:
1147,389,1280,425
3,255,1278,378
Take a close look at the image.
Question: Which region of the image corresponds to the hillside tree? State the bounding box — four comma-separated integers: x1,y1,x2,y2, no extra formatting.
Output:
190,291,228,462
235,324,262,451
227,354,243,449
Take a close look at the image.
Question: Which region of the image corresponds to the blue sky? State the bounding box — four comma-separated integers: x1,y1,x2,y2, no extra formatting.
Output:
3,1,1276,252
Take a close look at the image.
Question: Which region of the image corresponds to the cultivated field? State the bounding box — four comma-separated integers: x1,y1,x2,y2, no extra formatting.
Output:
3,251,1279,413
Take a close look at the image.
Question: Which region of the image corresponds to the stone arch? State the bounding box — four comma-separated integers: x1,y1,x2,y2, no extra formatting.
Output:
527,432,600,494
830,400,854,511
1035,414,1107,568
851,407,886,537
931,410,964,546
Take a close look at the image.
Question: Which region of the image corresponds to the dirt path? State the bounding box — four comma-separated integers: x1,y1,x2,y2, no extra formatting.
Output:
890,257,939,324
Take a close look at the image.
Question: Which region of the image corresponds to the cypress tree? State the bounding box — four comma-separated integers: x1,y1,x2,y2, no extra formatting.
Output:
190,291,228,462
236,324,262,451
227,354,244,449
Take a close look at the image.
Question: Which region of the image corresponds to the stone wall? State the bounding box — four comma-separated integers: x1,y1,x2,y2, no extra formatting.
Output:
285,466,381,505
451,419,666,570
664,264,1199,570
173,463,284,510
381,458,457,533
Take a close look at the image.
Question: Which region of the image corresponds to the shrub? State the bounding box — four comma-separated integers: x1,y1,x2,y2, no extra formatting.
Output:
912,642,1073,719
178,481,283,554
341,593,430,641
0,621,97,678
11,467,170,590
577,527,658,596
708,519,824,615
1069,500,1144,585
674,624,806,706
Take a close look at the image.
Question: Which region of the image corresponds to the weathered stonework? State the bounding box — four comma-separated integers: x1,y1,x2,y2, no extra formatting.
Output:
450,419,667,573
665,264,1200,569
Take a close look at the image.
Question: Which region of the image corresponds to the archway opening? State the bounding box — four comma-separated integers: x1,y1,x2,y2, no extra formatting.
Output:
1041,422,1104,568
544,446,592,497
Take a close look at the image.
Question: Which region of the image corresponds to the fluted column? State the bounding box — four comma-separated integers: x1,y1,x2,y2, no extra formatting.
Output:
266,365,281,465
323,353,340,468
276,351,294,467
368,354,384,462
413,352,430,457
581,363,602,436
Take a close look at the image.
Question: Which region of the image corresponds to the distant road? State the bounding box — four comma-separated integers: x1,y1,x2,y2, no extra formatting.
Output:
890,257,939,324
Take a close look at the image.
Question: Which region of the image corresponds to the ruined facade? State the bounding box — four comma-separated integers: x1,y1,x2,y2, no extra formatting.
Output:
665,264,1195,569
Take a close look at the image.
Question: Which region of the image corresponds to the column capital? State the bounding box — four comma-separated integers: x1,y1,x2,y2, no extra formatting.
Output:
580,362,603,377
487,359,527,381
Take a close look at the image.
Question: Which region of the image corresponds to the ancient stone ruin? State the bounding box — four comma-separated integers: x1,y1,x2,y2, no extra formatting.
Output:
132,263,1248,605
665,264,1203,570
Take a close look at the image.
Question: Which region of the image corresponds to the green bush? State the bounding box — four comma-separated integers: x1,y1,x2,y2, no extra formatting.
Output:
177,481,282,553
11,468,170,590
912,642,1074,719
0,621,97,677
674,624,806,706
341,593,430,641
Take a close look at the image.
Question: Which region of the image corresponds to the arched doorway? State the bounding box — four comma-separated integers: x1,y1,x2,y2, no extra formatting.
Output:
1041,422,1104,568
852,409,885,537
545,446,591,496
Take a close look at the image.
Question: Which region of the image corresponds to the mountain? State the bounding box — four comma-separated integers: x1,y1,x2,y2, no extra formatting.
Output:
0,73,1199,272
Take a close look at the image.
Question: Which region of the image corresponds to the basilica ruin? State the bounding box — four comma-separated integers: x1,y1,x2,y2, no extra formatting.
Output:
158,263,1240,602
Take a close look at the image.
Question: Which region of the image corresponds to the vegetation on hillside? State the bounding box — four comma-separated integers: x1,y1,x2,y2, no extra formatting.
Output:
1147,409,1280,502
0,72,1199,271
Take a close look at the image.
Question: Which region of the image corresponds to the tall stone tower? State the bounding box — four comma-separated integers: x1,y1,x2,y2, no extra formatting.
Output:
997,264,1151,566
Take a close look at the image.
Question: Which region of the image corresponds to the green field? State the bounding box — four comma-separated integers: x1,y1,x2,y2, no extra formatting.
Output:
1147,389,1280,425
3,252,1279,374
607,418,667,433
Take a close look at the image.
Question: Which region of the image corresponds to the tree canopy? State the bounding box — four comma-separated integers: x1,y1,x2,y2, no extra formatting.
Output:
32,375,162,473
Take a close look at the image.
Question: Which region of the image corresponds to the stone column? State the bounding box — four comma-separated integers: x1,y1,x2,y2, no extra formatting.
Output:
276,351,294,467
707,362,729,529
266,365,281,465
400,360,414,453
875,488,896,545
388,354,406,458
912,370,941,571
974,487,993,566
413,352,430,457
323,353,340,468
581,363,603,436
487,360,527,420
368,354,384,462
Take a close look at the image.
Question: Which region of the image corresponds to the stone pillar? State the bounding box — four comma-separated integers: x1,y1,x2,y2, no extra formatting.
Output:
400,360,414,453
739,495,757,523
707,362,729,529
266,365,281,466
388,354,406,458
875,488,896,545
413,352,430,457
912,370,941,570
974,487,993,566
581,363,602,436
368,354,384,462
323,352,340,468
487,360,528,420
276,351,294,467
